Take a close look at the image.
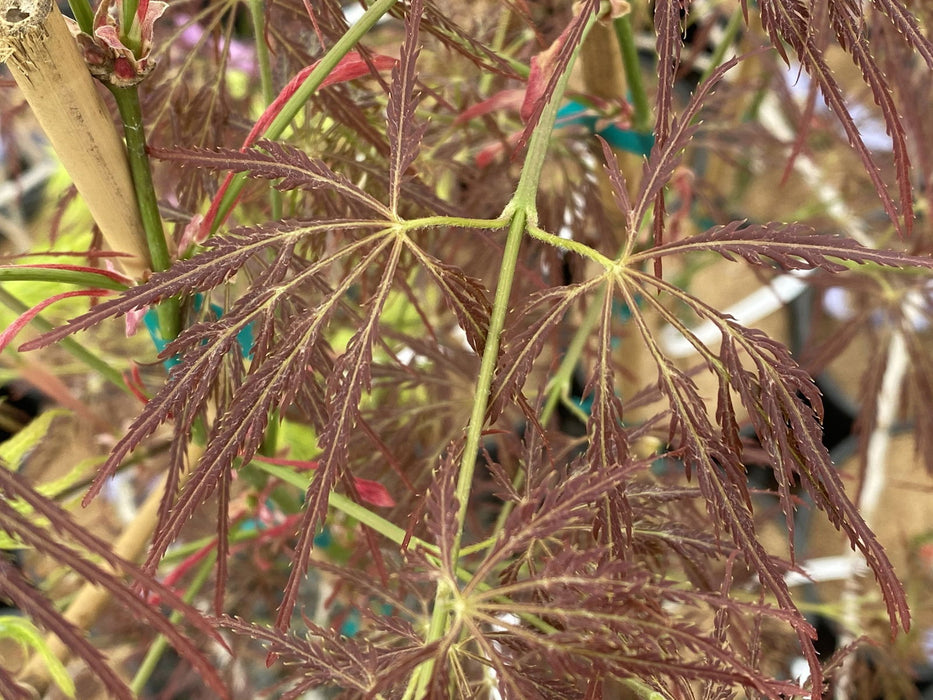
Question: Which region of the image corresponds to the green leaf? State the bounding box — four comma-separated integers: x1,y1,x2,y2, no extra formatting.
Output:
0,616,76,697
0,409,69,471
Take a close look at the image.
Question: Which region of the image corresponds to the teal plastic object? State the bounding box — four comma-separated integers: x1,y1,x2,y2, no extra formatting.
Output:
556,100,654,156
145,293,255,369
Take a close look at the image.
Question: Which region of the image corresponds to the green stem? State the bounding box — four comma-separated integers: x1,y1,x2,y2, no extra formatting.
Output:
541,280,608,423
246,0,283,221
527,223,613,268
107,84,180,340
120,0,139,37
401,214,510,231
450,207,526,559
210,0,399,235
621,678,668,700
613,13,651,133
241,464,559,635
247,0,275,107
477,7,514,96
406,7,605,698
258,409,280,457
0,288,129,392
248,0,283,458
107,86,169,273
129,550,216,694
241,462,479,586
66,0,94,35
696,7,743,87
0,268,128,291
121,0,141,53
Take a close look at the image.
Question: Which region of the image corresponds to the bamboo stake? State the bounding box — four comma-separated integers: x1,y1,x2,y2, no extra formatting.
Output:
0,0,151,279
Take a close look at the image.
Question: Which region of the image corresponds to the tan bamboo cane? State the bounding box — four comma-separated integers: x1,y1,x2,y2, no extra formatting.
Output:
0,0,151,279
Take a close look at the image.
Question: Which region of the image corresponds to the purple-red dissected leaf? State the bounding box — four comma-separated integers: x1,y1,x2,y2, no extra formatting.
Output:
214,456,232,615
200,51,398,235
737,322,910,635
585,287,630,473
516,0,602,152
469,549,804,696
758,0,911,236
720,332,797,544
83,287,274,506
627,270,910,678
0,557,131,700
415,1,522,81
620,284,825,688
0,469,230,698
145,304,336,573
827,0,913,238
632,56,740,234
155,141,391,217
460,615,555,698
473,465,636,583
143,233,391,569
220,615,378,693
653,0,685,146
425,444,461,577
643,38,737,263
19,220,378,352
584,287,632,554
408,246,491,354
386,0,426,214
488,280,596,421
632,220,933,271
869,0,933,69
219,615,440,698
276,237,405,631
144,236,396,567
598,136,632,226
